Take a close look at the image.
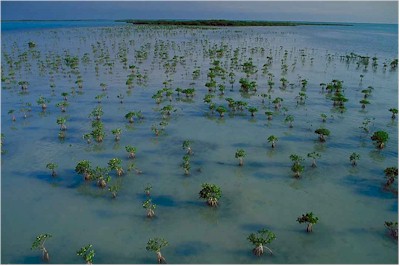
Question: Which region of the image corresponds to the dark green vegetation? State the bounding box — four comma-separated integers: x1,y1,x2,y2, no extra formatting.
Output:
120,19,352,27
247,229,276,256
297,212,319,232
31,234,52,262
146,238,168,264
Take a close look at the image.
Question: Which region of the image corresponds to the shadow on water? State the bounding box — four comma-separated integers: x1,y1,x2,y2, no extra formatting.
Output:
341,175,396,199
174,241,211,257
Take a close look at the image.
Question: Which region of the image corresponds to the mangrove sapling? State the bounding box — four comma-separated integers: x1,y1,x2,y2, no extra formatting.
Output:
61,92,69,101
235,149,246,166
8,109,16,121
315,128,330,142
199,183,222,207
111,128,122,141
146,238,168,264
108,184,120,198
90,106,103,121
37,96,50,111
56,101,69,113
297,212,319,232
125,111,136,124
248,106,258,117
46,162,58,177
83,133,92,144
290,154,305,178
359,99,370,109
371,130,389,149
320,113,327,123
384,167,398,189
182,140,193,155
247,229,276,256
265,111,274,121
389,108,398,119
93,166,110,188
77,244,95,264
108,158,124,176
143,198,156,218
75,160,93,181
285,115,294,128
384,221,398,239
145,185,152,197
267,135,278,148
31,233,52,262
216,106,227,117
349,152,360,166
57,116,67,131
125,145,137,159
181,155,191,175
307,152,321,168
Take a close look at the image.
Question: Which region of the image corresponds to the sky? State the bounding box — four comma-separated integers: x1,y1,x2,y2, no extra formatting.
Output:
1,1,398,24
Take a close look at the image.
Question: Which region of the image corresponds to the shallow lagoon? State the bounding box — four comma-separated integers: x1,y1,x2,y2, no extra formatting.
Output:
1,22,398,263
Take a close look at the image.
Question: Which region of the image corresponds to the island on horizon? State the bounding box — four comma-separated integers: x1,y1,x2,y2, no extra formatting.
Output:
118,19,353,27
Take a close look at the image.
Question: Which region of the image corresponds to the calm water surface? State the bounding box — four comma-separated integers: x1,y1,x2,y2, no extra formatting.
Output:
1,21,398,263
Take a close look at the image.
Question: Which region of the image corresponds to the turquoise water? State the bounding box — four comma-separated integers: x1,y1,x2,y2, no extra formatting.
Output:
1,22,398,263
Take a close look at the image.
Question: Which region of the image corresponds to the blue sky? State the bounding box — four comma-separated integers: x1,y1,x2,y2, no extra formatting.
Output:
1,1,398,24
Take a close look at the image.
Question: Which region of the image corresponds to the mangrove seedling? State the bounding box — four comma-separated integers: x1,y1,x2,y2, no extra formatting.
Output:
111,128,122,141
199,183,222,207
31,233,52,262
389,108,398,119
181,155,191,175
146,238,168,264
265,111,274,120
145,184,152,197
385,221,398,239
57,116,67,131
77,244,95,264
290,154,305,178
384,167,398,188
307,152,321,168
371,130,389,149
108,184,120,198
108,158,124,176
315,128,330,142
46,162,58,177
143,198,156,218
247,228,276,256
349,152,360,166
75,160,92,180
267,135,278,148
297,212,319,232
93,166,110,188
248,106,258,117
320,113,327,123
125,111,136,123
285,115,294,128
216,105,227,117
182,140,193,155
125,145,137,159
37,96,49,111
235,149,246,166
359,99,370,109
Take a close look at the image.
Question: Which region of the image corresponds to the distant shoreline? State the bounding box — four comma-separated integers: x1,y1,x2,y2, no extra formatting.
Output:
118,19,353,27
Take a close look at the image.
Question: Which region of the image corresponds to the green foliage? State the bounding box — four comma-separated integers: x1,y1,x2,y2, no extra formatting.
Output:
384,221,398,238
247,106,258,116
199,183,222,206
108,158,122,170
216,105,227,116
371,131,389,148
31,233,52,250
315,128,330,136
297,212,319,225
235,149,246,159
349,152,360,165
75,160,92,175
46,162,57,171
267,135,278,143
307,152,320,160
143,198,156,211
146,238,168,253
247,229,276,246
384,167,398,187
76,244,95,264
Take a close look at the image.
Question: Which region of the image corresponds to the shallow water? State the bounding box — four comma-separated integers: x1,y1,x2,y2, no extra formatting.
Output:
1,22,398,264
